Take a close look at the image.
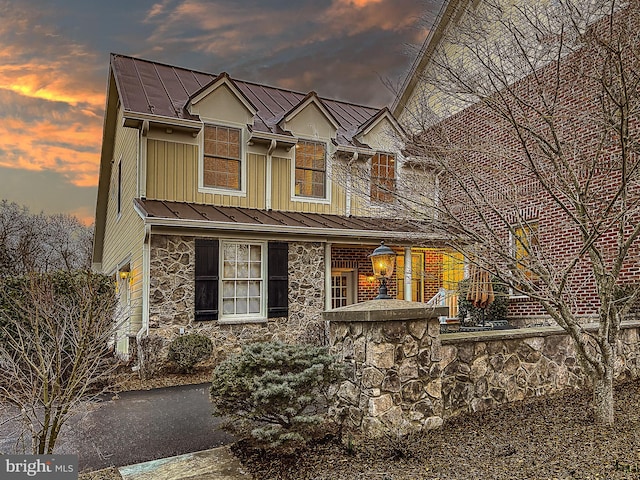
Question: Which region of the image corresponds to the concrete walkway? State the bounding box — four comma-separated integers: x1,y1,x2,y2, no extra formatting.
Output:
118,446,252,480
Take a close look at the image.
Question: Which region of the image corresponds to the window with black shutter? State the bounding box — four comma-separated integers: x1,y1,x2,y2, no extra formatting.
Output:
194,239,288,321
195,238,219,321
268,242,288,318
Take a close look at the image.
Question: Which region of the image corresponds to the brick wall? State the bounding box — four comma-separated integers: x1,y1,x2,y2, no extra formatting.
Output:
414,7,640,320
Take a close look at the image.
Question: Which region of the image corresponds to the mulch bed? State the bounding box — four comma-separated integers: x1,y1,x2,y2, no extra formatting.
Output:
233,380,640,480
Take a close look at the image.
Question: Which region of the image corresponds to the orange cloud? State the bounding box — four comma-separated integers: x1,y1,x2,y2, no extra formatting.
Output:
142,0,423,59
0,115,101,188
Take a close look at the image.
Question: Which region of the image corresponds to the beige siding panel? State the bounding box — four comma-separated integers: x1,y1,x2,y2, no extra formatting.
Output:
101,108,146,338
146,141,267,208
270,156,347,214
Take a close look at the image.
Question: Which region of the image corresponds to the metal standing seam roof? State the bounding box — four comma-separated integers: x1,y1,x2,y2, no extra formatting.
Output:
110,53,384,148
135,199,431,238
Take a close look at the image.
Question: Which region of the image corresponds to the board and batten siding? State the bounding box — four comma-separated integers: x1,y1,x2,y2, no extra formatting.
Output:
102,109,146,349
146,139,267,209
270,155,347,214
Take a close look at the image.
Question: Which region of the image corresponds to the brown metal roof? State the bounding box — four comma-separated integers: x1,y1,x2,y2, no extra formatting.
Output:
134,199,436,241
111,53,384,148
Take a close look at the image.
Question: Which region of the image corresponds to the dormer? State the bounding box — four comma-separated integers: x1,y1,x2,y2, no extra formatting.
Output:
186,72,257,126
278,92,340,140
354,107,404,151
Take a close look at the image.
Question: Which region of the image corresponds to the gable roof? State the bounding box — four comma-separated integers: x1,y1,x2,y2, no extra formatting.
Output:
110,53,387,149
392,0,463,117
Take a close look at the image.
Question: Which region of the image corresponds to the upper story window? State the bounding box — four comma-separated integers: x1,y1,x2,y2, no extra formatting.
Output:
371,152,396,203
294,140,326,198
203,124,241,190
512,222,539,283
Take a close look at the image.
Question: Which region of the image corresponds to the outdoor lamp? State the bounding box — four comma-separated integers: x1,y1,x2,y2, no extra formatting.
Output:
369,241,397,299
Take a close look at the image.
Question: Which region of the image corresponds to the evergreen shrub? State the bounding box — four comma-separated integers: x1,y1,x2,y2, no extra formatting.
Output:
167,333,213,373
210,341,343,450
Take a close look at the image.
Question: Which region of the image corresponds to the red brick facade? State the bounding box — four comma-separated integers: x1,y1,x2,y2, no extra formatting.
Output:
413,7,640,320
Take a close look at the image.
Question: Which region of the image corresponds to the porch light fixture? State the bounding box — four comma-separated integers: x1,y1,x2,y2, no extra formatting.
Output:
119,271,130,280
369,241,397,300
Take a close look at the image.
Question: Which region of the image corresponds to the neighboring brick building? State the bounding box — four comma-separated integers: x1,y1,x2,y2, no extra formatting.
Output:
393,0,640,323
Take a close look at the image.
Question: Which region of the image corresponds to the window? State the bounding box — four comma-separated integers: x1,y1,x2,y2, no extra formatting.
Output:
222,242,263,317
295,140,326,198
512,222,539,282
117,158,122,215
195,239,288,322
371,152,395,203
203,124,241,190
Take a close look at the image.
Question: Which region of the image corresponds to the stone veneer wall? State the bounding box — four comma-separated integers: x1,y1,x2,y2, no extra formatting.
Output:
144,235,325,375
328,302,640,434
327,301,448,435
440,322,640,417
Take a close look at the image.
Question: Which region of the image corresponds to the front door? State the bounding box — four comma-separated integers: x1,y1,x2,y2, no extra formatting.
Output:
331,269,357,308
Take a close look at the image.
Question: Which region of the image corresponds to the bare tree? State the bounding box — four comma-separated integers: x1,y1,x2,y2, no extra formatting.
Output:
0,271,120,453
379,0,640,425
0,200,93,277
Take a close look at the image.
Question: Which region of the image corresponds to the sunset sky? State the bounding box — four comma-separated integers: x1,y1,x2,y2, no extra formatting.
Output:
0,0,441,225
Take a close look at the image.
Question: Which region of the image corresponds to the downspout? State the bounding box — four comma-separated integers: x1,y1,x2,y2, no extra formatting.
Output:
346,152,358,216
139,120,149,198
266,139,276,210
133,224,151,372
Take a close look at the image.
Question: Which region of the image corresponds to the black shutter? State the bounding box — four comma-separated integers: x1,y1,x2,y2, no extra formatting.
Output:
268,242,288,318
195,238,219,321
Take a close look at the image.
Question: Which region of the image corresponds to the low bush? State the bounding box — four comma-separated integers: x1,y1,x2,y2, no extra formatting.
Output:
210,341,343,451
167,333,213,373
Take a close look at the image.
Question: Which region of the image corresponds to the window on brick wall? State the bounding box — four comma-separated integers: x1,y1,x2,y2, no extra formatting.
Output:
512,222,539,285
371,152,396,203
294,140,326,198
203,124,242,190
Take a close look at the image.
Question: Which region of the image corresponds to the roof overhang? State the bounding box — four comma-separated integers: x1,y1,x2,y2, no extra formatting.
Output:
133,199,443,245
247,128,298,150
392,0,464,117
122,111,202,132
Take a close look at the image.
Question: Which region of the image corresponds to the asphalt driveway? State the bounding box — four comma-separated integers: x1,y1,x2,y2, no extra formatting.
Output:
1,383,235,472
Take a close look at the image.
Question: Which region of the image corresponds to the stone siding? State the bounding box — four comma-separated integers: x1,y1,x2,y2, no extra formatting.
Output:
327,301,448,435
328,300,640,434
143,235,325,376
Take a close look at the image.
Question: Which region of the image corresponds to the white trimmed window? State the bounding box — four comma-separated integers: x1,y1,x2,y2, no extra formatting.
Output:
371,152,396,203
294,140,326,198
203,124,242,190
221,241,264,318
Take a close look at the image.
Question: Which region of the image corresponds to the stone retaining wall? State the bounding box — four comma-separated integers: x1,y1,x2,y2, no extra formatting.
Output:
327,300,640,435
440,323,640,417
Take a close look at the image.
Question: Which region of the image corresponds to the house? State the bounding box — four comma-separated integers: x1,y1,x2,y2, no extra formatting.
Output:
391,0,640,325
92,54,464,360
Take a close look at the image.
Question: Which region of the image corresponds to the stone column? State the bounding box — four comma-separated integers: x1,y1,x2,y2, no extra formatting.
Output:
325,299,448,435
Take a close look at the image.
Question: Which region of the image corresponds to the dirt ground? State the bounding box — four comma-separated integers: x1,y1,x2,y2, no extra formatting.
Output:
82,378,640,480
